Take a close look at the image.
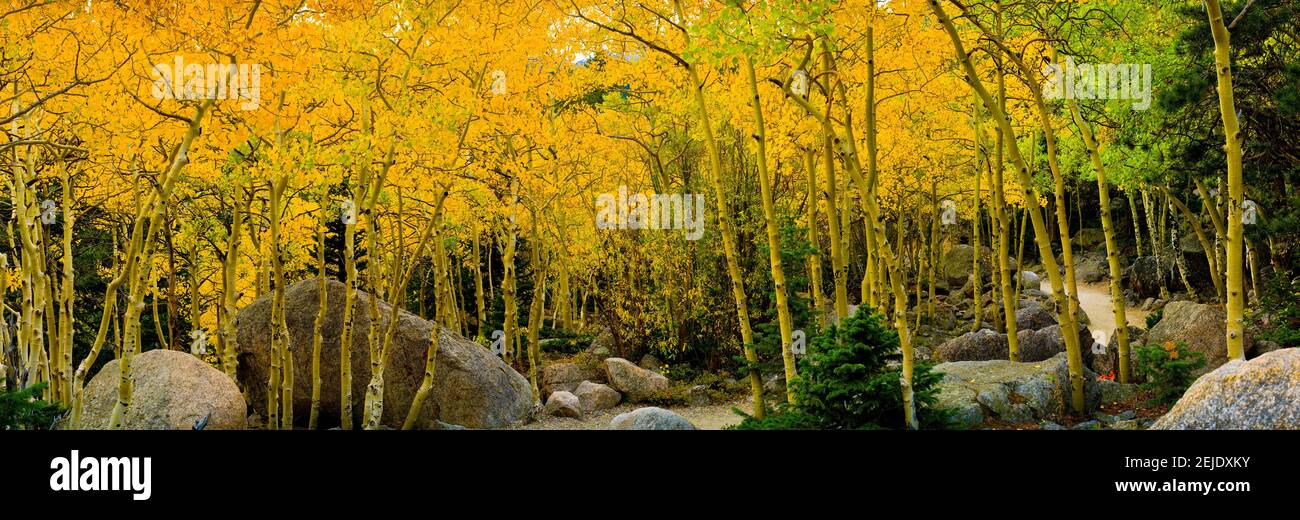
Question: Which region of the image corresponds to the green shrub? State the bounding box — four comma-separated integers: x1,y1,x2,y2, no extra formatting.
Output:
1134,340,1206,406
1145,307,1164,329
731,308,950,430
1,383,65,430
640,385,691,407
538,329,594,355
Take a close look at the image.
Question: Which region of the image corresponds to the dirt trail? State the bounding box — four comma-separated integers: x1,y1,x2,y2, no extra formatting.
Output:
1042,279,1150,344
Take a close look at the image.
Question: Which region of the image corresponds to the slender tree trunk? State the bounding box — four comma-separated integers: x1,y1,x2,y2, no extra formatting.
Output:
672,0,767,412
107,99,215,429
473,221,487,342
743,56,797,404
309,208,328,429
1068,99,1132,382
805,148,827,326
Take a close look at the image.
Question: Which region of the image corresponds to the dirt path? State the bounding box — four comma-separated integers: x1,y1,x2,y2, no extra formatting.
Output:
1042,279,1150,343
508,399,750,430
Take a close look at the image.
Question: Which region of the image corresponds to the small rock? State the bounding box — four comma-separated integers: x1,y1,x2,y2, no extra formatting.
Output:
688,385,710,406
573,381,622,412
763,372,785,394
638,353,662,370
1146,301,1235,374
543,391,583,419
1112,419,1140,430
1041,421,1067,430
1017,271,1041,289
1098,380,1139,404
1071,420,1101,430
586,329,615,359
609,407,696,430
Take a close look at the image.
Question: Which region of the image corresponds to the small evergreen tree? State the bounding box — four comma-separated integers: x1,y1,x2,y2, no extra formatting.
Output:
1,383,65,430
733,307,949,430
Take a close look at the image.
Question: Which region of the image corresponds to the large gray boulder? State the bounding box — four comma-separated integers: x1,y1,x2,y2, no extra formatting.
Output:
936,329,1008,362
1074,254,1108,284
1124,256,1167,299
1152,349,1299,430
1016,323,1095,363
942,245,1018,288
934,353,1100,428
1072,228,1106,249
609,407,696,430
1144,301,1237,373
936,322,1093,364
604,357,669,401
1015,300,1057,331
81,350,246,430
236,279,533,429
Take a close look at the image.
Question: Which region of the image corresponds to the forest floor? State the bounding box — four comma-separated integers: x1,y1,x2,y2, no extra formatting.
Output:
509,399,750,430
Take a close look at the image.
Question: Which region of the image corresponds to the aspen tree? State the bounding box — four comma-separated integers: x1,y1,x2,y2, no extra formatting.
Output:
1141,187,1170,300
525,224,547,402
108,98,216,429
823,129,849,321
1192,179,1227,300
306,203,328,430
1066,95,1132,382
576,0,769,412
362,190,448,428
473,221,487,342
781,33,921,428
405,201,450,429
991,60,1019,360
927,181,940,321
860,24,881,310
58,162,74,401
958,7,1083,324
1165,189,1221,298
928,0,1086,413
267,174,290,429
742,55,797,404
970,95,984,333
1128,191,1144,257
338,182,359,429
501,177,520,362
